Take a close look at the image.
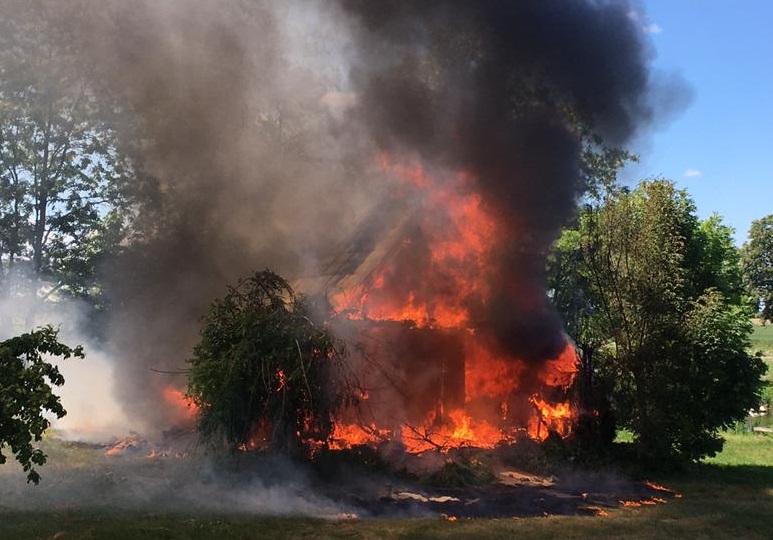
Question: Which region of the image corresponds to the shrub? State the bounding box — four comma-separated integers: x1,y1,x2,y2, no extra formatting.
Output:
187,270,350,456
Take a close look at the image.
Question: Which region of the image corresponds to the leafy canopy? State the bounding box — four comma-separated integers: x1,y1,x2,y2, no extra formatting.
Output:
0,326,83,484
0,1,135,321
550,179,766,464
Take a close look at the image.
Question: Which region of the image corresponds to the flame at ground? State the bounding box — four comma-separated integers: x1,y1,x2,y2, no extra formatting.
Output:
328,423,391,450
400,410,505,454
330,157,577,452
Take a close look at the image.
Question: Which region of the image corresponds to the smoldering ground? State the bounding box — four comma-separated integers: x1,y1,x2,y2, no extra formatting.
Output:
0,438,677,518
0,445,355,517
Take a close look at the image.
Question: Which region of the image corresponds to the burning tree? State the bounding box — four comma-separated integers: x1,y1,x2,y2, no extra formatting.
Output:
187,270,350,456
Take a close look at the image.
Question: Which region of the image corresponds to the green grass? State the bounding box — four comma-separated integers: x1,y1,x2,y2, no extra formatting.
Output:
750,322,773,357
750,322,773,384
1,433,772,539
750,320,773,423
707,432,773,466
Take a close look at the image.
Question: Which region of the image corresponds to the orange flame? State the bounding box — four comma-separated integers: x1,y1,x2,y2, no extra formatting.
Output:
162,387,199,422
400,409,505,453
327,156,577,452
276,369,287,391
331,156,496,330
328,423,391,450
528,396,573,441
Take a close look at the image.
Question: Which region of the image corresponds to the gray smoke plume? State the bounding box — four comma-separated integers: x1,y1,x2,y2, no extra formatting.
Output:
18,0,659,431
60,0,378,430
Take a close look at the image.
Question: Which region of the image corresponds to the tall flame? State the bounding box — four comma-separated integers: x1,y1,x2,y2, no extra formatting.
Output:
332,154,496,330
330,156,577,452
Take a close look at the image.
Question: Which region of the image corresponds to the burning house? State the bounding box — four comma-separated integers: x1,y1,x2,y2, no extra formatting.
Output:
0,0,691,523
295,156,578,453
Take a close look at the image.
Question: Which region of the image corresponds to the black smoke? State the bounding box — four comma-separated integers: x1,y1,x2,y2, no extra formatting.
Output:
337,0,652,376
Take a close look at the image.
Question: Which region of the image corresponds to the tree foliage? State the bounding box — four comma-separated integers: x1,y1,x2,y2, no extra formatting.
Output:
0,2,134,326
187,271,350,456
550,179,766,464
0,325,83,484
742,214,773,321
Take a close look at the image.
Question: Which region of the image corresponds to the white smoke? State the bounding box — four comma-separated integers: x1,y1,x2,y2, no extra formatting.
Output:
0,281,133,440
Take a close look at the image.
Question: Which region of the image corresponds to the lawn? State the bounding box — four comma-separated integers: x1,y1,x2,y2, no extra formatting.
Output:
1,432,771,540
750,322,773,385
750,320,773,427
751,322,773,358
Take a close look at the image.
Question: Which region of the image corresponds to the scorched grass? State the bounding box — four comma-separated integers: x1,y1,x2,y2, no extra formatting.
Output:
1,432,771,539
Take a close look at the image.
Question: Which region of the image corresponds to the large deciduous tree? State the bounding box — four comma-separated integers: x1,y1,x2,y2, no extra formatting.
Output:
742,214,773,321
0,1,133,328
0,326,83,484
550,179,766,464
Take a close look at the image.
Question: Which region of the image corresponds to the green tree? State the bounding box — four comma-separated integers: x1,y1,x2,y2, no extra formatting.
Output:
675,291,765,457
187,271,351,457
0,2,134,327
0,325,83,484
548,146,638,440
689,214,746,304
742,214,773,321
550,180,766,464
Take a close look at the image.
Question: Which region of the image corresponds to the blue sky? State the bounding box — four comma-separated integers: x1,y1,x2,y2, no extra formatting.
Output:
624,1,773,244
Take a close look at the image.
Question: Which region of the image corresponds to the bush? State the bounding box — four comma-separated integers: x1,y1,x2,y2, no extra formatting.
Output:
426,454,495,488
187,270,351,456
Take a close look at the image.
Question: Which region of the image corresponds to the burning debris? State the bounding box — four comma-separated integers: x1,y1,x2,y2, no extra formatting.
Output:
104,433,147,457
339,457,682,519
103,432,191,459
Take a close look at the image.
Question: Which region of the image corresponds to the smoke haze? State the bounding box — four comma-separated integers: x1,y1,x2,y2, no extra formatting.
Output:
0,449,354,517
65,0,379,430
3,0,664,432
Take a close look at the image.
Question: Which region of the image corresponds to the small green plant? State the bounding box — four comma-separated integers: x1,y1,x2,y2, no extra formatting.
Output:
761,382,773,411
426,454,495,488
